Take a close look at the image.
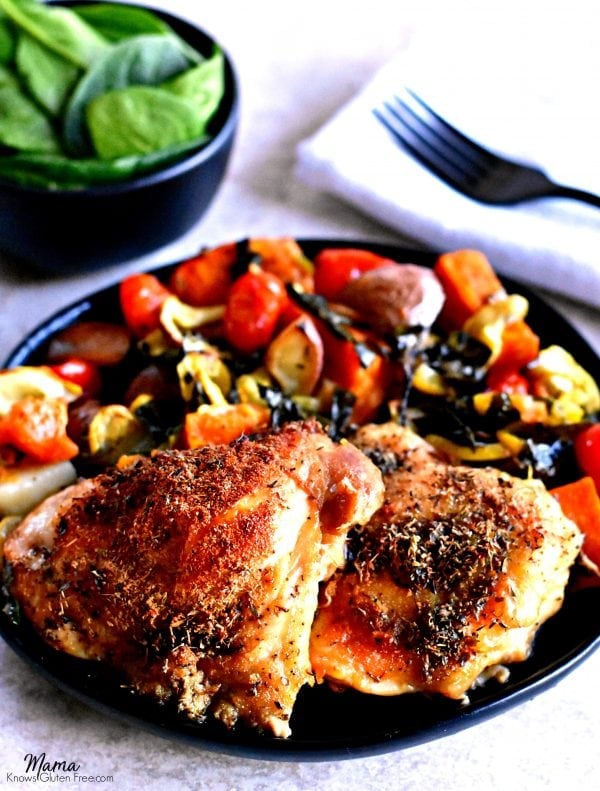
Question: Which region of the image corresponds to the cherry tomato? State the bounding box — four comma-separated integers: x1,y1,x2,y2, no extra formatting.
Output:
0,396,79,463
169,242,238,307
313,248,394,301
119,273,171,338
51,357,102,397
486,369,529,395
574,423,600,492
223,266,287,353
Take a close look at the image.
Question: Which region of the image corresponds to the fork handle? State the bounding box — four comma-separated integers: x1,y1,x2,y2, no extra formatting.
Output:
552,185,600,209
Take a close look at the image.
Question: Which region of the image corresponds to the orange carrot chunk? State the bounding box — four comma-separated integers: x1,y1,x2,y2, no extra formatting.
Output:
551,476,600,568
488,319,541,378
434,249,504,330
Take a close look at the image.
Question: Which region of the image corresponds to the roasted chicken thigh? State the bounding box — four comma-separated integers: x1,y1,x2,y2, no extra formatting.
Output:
4,420,384,736
310,423,583,699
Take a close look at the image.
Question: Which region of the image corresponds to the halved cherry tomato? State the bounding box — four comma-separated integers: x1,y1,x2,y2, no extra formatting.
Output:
119,273,171,338
223,265,287,353
574,423,600,493
0,396,78,463
313,248,395,301
169,242,238,307
51,357,102,397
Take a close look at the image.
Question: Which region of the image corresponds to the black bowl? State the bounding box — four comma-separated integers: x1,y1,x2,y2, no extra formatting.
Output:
0,1,239,273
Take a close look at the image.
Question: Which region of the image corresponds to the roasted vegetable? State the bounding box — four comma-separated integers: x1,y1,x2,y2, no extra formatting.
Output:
313,247,392,300
120,273,171,338
338,263,445,335
265,314,323,395
0,460,76,516
574,423,600,494
434,249,504,330
551,477,600,570
223,265,287,353
47,321,131,366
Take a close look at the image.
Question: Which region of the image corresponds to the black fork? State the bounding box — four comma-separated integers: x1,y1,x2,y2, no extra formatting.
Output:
373,89,600,208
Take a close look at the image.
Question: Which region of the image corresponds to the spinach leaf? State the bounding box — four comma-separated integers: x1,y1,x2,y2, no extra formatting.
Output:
164,48,224,124
62,33,195,156
0,12,15,64
73,3,171,42
16,32,80,115
0,0,109,68
0,138,202,189
0,65,60,153
87,85,209,160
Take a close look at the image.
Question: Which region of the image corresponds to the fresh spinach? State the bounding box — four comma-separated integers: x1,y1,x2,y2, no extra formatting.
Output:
0,12,15,63
87,85,210,159
0,138,204,189
165,48,225,121
63,33,196,156
0,0,110,68
16,32,80,115
73,2,171,42
0,64,60,152
0,0,227,190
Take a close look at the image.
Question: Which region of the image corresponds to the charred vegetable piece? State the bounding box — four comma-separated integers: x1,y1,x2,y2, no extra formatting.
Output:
160,296,225,345
87,404,153,464
47,321,131,366
265,314,323,395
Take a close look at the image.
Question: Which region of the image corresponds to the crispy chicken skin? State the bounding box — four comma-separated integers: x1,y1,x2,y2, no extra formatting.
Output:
4,420,384,737
310,423,583,699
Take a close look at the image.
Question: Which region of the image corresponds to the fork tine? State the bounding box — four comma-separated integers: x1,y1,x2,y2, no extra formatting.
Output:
403,88,498,170
392,93,490,184
374,101,469,188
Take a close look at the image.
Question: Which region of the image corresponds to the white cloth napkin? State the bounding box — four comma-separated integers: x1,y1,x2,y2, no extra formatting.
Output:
295,33,600,310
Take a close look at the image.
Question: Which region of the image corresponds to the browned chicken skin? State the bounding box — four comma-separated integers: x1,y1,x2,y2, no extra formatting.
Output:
4,420,384,737
310,423,583,700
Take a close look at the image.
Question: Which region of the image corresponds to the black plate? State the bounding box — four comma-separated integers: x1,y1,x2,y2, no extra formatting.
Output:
2,239,600,762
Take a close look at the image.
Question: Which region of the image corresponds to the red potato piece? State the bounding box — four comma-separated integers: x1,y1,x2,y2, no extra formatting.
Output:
338,264,445,335
47,321,131,366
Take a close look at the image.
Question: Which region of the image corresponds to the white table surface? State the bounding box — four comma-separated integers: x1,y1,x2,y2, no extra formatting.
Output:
0,1,598,789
